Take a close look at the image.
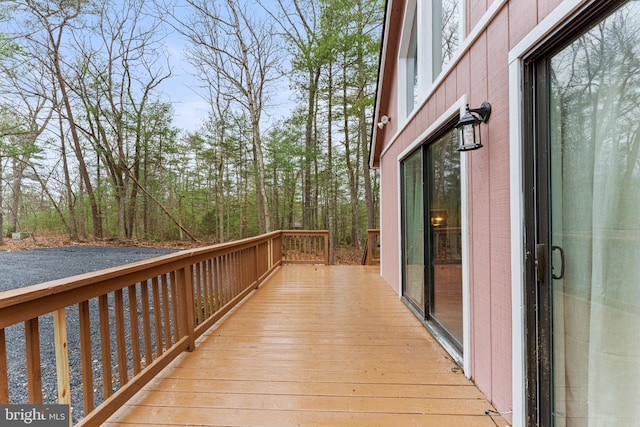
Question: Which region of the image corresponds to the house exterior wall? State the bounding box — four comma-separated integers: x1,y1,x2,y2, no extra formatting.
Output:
371,0,581,421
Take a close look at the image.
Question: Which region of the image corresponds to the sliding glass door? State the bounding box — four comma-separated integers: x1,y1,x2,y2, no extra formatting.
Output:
402,150,425,311
427,131,462,345
528,1,640,423
401,125,462,353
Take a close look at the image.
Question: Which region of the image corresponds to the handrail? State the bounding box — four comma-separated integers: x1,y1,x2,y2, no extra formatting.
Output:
0,230,327,426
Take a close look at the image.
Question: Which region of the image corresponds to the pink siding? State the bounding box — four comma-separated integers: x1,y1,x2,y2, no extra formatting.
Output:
509,0,539,50
372,0,574,421
379,151,401,294
539,0,564,21
486,6,513,412
467,28,494,400
468,0,488,33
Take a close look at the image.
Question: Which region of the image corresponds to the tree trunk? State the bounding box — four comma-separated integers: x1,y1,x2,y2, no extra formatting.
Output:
217,130,225,242
303,69,321,229
327,63,335,264
50,30,103,239
0,156,4,244
7,155,27,234
57,103,79,241
360,95,375,230
254,128,271,233
343,62,361,248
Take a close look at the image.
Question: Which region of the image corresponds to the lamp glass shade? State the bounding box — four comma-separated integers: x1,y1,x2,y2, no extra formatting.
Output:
457,121,482,151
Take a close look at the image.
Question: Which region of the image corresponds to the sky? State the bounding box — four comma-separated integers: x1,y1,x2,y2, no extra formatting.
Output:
0,0,294,135
151,0,295,134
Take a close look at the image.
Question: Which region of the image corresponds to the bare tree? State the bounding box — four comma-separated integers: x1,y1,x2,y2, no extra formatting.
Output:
72,0,172,239
0,48,55,237
16,0,104,238
177,0,283,234
263,0,326,230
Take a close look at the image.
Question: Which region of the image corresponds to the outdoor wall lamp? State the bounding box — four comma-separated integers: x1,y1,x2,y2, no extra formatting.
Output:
455,101,491,151
377,115,391,129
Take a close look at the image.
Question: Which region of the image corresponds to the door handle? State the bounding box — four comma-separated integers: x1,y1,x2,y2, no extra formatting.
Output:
535,244,546,282
552,245,565,280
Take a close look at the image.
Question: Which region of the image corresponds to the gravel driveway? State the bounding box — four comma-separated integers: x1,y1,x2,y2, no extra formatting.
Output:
0,245,180,422
0,245,179,292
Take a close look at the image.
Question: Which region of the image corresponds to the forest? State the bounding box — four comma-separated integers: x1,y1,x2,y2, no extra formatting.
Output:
0,0,383,263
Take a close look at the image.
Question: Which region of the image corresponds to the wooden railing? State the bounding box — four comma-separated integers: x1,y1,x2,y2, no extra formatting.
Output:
362,229,380,265
0,230,326,426
433,227,462,264
281,230,329,265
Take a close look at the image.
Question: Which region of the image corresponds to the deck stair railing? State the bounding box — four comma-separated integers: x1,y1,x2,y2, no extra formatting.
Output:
0,230,328,426
362,229,380,265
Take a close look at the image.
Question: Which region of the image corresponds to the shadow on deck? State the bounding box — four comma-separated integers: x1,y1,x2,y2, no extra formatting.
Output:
105,265,507,426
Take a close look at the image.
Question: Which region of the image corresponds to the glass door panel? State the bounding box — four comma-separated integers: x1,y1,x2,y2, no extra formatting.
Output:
427,130,462,345
546,1,640,423
402,149,425,311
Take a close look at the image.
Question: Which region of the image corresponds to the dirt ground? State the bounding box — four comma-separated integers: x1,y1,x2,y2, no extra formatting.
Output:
0,233,201,252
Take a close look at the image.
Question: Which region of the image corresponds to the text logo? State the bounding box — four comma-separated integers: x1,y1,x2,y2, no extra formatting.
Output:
1,405,69,426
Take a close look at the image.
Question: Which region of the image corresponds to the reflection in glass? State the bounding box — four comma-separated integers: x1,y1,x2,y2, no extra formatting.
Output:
402,150,424,310
428,129,462,345
433,0,460,78
549,1,640,424
441,0,459,69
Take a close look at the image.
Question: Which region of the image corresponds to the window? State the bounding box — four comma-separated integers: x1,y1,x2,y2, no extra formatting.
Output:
436,0,460,75
399,1,419,120
398,0,462,121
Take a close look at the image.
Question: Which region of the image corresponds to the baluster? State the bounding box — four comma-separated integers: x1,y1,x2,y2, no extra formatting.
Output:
99,294,113,398
207,258,220,313
128,285,141,376
79,301,94,412
203,261,211,319
25,318,42,403
140,281,153,366
194,264,202,324
151,277,163,357
161,275,171,348
114,289,128,385
170,271,179,345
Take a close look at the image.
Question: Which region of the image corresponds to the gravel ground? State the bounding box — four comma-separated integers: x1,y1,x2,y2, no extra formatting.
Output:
0,245,180,423
0,246,179,291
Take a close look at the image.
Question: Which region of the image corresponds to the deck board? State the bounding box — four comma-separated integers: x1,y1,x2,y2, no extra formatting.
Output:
105,265,508,426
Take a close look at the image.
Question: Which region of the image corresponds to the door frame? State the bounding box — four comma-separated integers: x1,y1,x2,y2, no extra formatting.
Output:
400,117,463,355
397,98,471,374
511,1,627,425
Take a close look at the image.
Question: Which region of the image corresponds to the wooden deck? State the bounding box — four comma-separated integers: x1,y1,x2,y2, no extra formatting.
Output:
105,265,507,426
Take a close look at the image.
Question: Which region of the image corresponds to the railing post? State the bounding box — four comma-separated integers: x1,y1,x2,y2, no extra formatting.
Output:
177,265,196,351
324,232,329,265
364,229,380,265
53,309,72,426
53,309,71,406
275,232,282,265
